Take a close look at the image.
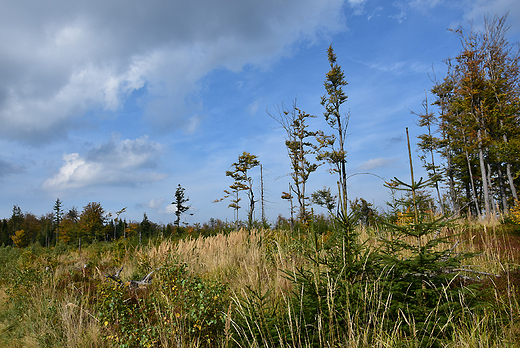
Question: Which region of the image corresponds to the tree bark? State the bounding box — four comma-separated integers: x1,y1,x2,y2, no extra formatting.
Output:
477,129,491,215
497,166,508,212
503,133,518,201
445,135,459,214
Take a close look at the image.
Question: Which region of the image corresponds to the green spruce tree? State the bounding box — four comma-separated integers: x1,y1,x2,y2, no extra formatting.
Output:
173,184,190,227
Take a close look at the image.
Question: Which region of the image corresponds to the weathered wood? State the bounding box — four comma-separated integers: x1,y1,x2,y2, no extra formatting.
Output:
102,265,154,289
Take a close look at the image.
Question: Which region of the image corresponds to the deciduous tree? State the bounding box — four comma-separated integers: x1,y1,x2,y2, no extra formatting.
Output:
11,229,28,248
271,103,323,222
60,207,79,244
78,202,106,242
426,14,520,216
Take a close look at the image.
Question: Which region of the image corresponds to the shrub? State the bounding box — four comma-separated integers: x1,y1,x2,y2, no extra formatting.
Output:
96,257,229,347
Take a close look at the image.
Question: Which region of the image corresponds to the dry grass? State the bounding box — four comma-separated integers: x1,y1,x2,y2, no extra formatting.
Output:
1,219,519,347
131,229,298,305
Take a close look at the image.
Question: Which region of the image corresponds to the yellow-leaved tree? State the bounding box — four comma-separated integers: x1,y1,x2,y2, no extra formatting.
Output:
11,229,28,248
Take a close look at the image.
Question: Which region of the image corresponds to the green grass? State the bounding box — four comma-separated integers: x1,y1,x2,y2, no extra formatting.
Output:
0,219,519,347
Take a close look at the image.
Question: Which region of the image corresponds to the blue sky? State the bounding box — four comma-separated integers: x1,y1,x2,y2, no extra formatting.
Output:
1,0,519,225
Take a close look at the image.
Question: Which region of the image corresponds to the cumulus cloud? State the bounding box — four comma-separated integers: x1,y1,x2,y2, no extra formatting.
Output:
163,204,178,215
358,157,398,170
0,0,346,144
42,134,166,190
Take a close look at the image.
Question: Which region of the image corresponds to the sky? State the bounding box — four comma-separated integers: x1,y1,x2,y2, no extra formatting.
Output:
1,0,519,225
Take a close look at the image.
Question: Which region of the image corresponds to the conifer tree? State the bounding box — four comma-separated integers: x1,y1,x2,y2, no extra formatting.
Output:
141,213,152,239
415,93,445,215
379,129,481,344
172,184,190,227
10,205,23,235
53,198,63,245
224,152,260,227
11,229,28,248
0,219,10,246
318,44,350,214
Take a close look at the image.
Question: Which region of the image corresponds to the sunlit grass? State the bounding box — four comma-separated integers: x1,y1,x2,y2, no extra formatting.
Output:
0,218,519,347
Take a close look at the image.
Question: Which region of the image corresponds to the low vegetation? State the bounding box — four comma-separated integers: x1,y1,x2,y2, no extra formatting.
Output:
1,204,520,347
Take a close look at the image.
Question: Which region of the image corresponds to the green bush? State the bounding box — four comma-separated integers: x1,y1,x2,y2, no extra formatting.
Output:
96,257,229,347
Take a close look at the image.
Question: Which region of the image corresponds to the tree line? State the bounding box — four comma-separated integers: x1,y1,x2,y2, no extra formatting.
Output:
417,14,520,217
220,13,519,224
1,184,194,248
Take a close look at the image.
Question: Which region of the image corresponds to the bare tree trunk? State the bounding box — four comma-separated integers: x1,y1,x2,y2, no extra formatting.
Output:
497,166,508,212
289,183,294,232
477,129,491,215
503,132,518,201
461,126,481,217
487,162,497,216
506,162,518,200
338,120,348,214
445,138,459,214
260,164,266,225
428,135,444,215
465,149,481,217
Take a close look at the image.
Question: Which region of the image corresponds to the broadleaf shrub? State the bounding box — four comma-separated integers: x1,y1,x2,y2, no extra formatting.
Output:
96,257,229,347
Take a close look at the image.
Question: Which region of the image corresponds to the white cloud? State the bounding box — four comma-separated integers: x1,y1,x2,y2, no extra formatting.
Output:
43,134,166,190
248,99,260,116
357,157,398,171
389,10,407,23
348,0,367,14
163,204,177,215
407,0,443,10
138,198,167,210
366,60,430,75
463,0,520,31
367,6,384,20
0,0,347,144
137,198,196,216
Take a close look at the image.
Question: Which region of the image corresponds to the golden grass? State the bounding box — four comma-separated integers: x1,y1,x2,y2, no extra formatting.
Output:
1,219,519,347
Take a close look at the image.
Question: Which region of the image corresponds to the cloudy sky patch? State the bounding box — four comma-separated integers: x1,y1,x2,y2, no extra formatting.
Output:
43,134,165,190
0,0,518,223
358,157,399,171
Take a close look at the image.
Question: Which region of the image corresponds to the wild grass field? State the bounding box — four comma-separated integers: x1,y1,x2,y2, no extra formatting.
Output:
1,213,520,348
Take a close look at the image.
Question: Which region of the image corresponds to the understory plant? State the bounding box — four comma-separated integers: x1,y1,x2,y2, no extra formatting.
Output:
378,176,484,346
97,256,229,347
232,202,380,346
